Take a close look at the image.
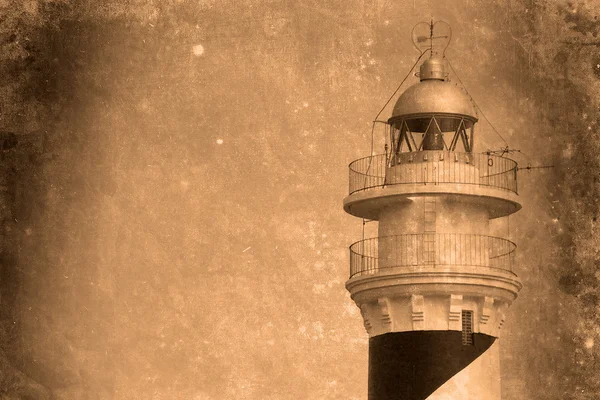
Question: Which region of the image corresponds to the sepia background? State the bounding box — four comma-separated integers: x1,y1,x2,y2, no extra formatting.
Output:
0,0,598,399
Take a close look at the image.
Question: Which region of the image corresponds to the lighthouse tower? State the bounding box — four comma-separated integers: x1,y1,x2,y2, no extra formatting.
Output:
343,29,522,400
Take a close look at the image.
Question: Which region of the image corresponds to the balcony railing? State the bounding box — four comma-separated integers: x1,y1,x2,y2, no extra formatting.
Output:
348,151,518,195
349,233,516,278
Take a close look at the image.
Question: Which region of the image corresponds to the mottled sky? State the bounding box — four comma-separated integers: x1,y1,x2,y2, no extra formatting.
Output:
0,0,598,399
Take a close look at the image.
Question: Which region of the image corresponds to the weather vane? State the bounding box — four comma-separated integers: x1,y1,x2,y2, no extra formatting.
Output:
411,19,452,56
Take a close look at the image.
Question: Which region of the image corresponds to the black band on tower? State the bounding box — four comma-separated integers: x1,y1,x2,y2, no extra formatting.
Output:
368,331,496,400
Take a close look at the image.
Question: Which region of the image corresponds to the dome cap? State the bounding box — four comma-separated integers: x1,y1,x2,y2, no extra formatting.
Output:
389,58,477,123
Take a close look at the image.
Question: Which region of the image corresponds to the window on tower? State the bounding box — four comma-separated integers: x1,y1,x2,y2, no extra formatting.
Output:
461,310,474,346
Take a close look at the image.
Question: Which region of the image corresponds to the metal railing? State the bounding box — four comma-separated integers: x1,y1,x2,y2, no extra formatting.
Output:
348,151,518,195
349,233,516,278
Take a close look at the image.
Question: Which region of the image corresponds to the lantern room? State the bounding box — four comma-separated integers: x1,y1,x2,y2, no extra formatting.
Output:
388,57,477,156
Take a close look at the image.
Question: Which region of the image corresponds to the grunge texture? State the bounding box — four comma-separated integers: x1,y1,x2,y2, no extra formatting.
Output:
0,0,598,399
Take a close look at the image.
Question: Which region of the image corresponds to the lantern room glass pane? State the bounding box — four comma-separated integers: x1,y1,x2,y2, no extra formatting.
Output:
400,116,473,133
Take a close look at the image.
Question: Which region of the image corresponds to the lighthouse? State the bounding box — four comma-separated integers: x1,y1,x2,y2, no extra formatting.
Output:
343,24,522,400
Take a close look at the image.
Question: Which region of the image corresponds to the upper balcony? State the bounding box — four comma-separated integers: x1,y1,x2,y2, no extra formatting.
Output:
344,151,521,220
349,151,517,194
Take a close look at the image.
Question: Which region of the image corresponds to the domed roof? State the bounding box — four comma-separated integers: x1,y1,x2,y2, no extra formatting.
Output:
390,79,477,121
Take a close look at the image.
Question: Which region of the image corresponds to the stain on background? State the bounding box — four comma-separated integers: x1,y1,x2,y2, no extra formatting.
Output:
0,0,597,399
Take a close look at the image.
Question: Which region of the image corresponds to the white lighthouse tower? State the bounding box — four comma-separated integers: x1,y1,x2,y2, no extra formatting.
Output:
344,23,522,400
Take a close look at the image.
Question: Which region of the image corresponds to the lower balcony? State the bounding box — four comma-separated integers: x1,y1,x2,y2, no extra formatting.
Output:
349,233,516,278
346,233,522,305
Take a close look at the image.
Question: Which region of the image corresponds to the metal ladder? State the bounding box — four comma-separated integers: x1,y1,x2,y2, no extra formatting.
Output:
423,197,436,264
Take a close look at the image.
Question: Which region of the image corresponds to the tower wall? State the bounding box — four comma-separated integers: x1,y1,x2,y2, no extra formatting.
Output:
378,196,490,236
368,331,497,400
428,341,502,400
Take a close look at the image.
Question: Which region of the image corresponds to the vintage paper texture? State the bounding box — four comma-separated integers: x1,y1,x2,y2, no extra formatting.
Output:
0,0,597,399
